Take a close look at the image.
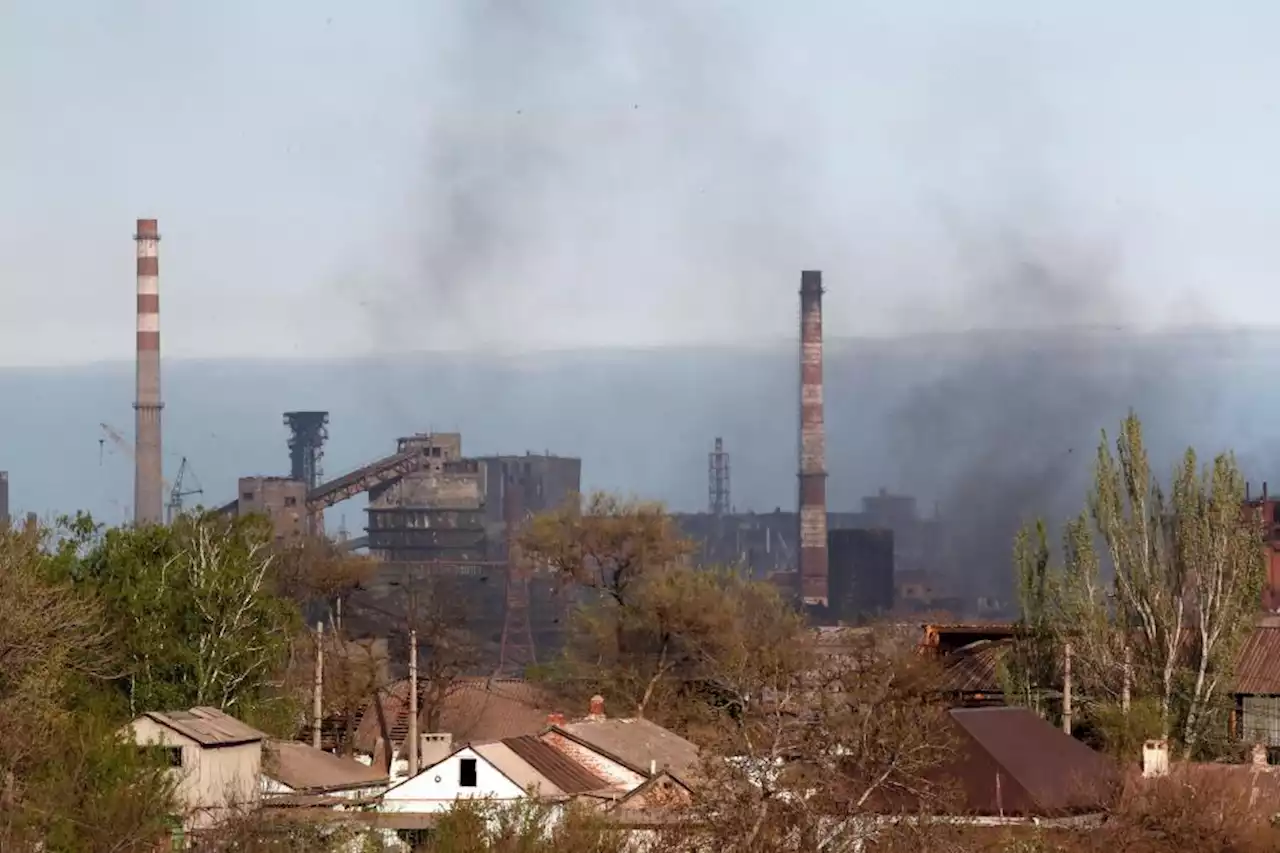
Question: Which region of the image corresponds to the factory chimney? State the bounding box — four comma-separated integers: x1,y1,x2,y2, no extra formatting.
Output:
133,219,164,526
798,270,828,608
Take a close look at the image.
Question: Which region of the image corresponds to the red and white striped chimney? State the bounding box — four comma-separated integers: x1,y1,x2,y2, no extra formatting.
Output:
133,218,164,526
798,270,828,607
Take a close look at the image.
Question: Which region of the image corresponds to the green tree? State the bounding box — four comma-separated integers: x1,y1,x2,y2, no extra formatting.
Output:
63,512,300,724
0,522,177,851
421,798,628,853
1010,412,1265,757
520,491,695,608
1001,521,1060,715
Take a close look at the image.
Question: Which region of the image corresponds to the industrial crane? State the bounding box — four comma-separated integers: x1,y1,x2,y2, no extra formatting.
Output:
167,457,204,524
98,423,204,523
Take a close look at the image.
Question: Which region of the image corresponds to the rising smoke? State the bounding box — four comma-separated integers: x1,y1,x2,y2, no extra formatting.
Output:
884,207,1147,598
364,0,826,353
352,3,1247,604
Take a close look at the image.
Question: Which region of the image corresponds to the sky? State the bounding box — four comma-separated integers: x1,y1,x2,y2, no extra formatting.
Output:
3,2,1280,366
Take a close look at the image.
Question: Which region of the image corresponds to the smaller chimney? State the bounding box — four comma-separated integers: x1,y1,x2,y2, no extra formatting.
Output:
1252,743,1270,769
419,733,453,769
1142,739,1169,779
546,712,566,727
587,695,605,722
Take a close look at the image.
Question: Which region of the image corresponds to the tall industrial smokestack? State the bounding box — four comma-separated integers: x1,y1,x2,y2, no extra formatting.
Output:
798,270,828,608
133,218,164,526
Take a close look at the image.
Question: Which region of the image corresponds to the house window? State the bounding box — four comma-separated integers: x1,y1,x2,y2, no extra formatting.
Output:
284,496,297,507
459,757,478,788
142,745,183,767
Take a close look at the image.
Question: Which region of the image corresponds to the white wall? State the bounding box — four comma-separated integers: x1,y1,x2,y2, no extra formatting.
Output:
380,747,526,814
126,718,261,829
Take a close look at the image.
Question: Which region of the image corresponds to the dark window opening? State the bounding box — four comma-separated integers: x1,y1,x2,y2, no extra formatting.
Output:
241,492,254,501
284,496,297,507
141,745,183,768
459,757,478,788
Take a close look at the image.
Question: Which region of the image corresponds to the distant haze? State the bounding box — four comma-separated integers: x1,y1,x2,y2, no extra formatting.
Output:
6,2,1280,362
3,329,1277,598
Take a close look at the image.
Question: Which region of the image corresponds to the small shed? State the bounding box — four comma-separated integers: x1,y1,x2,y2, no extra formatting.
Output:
123,706,266,829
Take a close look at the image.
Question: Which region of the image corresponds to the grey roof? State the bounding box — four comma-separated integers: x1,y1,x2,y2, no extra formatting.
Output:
558,718,700,778
143,706,266,748
263,740,388,792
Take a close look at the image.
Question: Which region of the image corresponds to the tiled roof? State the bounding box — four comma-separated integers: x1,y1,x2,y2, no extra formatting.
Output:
354,678,557,754
502,735,609,794
143,707,265,748
263,740,387,792
933,639,1010,694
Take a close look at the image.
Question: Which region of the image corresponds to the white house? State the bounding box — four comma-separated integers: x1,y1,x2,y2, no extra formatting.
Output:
122,706,266,829
379,740,584,814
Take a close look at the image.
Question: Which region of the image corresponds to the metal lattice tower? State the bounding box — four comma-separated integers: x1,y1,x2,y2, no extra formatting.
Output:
708,437,731,516
496,472,537,677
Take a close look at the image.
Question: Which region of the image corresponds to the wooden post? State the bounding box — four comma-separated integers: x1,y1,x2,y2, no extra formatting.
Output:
1122,645,1132,715
312,621,324,750
1062,642,1073,735
408,628,419,777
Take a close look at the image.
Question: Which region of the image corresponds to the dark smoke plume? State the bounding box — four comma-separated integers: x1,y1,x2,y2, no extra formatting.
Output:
884,207,1201,599
362,0,822,353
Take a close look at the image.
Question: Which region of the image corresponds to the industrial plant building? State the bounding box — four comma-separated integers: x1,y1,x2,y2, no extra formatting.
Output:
115,217,909,654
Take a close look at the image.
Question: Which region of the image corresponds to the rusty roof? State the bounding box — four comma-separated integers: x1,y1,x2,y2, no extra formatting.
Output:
941,707,1119,816
142,707,265,748
263,740,387,793
354,677,558,753
502,735,609,794
1235,622,1280,695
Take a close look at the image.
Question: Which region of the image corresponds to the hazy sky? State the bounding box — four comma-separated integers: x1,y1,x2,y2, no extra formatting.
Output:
3,1,1279,366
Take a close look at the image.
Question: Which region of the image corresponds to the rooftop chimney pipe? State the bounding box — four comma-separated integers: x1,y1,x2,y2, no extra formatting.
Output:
798,270,829,607
133,219,164,526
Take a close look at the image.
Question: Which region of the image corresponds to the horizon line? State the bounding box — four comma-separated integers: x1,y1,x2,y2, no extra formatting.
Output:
2,322,1278,371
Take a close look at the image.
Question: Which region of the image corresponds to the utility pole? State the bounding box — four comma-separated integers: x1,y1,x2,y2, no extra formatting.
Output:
408,628,419,777
312,621,324,750
1062,642,1073,735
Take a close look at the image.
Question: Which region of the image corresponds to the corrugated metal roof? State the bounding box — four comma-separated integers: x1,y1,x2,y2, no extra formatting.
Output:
944,707,1118,816
501,735,608,794
1236,624,1280,695
933,639,1010,694
470,741,563,796
263,740,387,792
143,707,265,748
